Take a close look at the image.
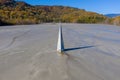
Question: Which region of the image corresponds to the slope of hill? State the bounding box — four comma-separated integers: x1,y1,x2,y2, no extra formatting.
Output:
0,0,14,4
0,0,108,25
105,14,120,18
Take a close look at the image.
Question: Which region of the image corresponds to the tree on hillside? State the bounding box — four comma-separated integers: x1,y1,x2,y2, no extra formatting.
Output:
0,0,109,25
113,16,120,25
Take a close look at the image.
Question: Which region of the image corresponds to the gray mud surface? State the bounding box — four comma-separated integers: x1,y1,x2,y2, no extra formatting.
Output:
0,23,120,80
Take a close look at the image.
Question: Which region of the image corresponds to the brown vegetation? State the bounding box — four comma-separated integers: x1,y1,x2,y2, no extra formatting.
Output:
0,0,119,26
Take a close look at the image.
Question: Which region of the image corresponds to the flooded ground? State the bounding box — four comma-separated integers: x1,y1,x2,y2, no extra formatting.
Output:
0,23,120,80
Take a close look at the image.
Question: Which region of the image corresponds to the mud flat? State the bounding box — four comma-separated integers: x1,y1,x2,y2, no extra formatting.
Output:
0,23,120,80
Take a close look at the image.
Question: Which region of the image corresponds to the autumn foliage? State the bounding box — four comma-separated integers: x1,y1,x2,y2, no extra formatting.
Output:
0,0,119,26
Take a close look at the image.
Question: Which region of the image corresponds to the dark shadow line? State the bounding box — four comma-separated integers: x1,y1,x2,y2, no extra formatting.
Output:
64,46,94,51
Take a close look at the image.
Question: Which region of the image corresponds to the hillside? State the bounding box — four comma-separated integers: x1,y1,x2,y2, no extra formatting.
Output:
0,0,14,4
0,0,108,25
105,14,120,18
112,16,120,25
